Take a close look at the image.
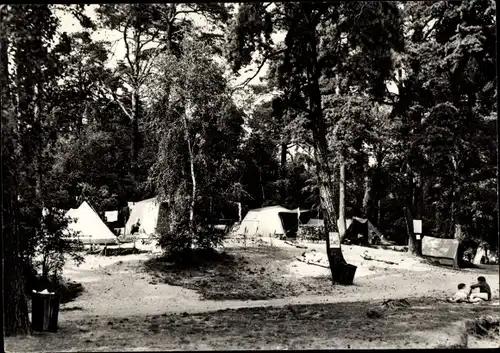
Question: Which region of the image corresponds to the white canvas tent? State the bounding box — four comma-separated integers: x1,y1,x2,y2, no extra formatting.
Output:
65,201,117,245
237,205,309,238
421,236,459,267
125,197,161,237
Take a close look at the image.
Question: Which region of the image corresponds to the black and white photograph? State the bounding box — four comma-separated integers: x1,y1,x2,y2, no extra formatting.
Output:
2,1,498,350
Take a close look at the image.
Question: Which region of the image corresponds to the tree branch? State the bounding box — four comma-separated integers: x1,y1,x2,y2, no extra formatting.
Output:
231,49,286,93
113,94,133,120
98,83,132,120
422,15,443,41
137,27,161,54
123,18,135,79
137,45,166,86
134,26,142,88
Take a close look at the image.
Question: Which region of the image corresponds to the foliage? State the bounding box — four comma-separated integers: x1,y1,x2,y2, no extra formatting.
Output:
1,3,98,335
31,209,85,279
148,38,244,253
156,205,226,257
297,225,324,242
382,0,497,247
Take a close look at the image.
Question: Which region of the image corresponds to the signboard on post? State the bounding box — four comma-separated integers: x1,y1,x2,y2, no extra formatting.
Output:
416,234,421,240
413,220,422,234
329,232,341,248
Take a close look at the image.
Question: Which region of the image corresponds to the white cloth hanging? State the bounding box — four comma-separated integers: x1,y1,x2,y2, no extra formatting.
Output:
105,211,118,222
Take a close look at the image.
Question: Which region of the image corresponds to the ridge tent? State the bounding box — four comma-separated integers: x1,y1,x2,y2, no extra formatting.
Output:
303,217,390,245
65,201,118,245
341,217,392,245
125,197,169,237
237,205,311,238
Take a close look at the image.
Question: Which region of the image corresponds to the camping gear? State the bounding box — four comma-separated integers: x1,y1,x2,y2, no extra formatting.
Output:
31,290,60,332
237,206,311,238
360,250,399,265
65,201,117,245
421,236,460,267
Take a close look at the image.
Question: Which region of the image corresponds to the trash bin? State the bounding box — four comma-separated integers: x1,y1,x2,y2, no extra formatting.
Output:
31,291,60,332
337,264,357,285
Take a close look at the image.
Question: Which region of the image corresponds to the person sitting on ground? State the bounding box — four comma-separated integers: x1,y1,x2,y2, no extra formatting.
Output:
468,276,491,303
131,219,140,234
447,283,469,303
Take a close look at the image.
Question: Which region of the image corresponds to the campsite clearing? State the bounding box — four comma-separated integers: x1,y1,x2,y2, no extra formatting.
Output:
5,242,499,351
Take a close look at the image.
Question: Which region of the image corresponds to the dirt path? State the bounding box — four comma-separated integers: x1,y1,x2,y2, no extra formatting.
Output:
59,249,499,321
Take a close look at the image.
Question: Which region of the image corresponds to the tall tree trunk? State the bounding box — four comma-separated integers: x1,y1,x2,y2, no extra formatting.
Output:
280,141,287,178
362,164,372,219
303,9,346,279
377,199,382,226
182,103,196,238
279,141,287,201
454,224,463,240
1,20,31,335
33,83,45,257
421,172,427,226
338,157,347,241
405,167,420,255
413,171,423,220
257,166,265,203
449,155,459,238
3,222,32,336
130,90,140,179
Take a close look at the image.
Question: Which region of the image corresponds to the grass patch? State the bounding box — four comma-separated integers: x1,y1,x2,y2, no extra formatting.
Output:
144,246,335,300
7,297,498,351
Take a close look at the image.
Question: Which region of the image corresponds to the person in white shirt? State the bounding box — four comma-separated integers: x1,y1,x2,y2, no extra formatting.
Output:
447,283,469,303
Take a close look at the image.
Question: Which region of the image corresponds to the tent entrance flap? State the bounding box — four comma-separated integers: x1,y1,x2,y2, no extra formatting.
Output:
278,213,300,238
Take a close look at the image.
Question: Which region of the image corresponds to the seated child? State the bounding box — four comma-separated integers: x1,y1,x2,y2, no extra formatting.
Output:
447,283,469,303
468,276,491,303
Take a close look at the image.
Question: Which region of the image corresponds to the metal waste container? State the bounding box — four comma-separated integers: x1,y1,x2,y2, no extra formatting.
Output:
337,264,357,285
31,290,60,332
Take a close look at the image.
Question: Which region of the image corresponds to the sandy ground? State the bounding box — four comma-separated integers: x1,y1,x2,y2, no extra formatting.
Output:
7,240,498,351
55,240,499,321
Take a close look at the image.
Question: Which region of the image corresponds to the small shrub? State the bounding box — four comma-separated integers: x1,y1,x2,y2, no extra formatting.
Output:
158,211,226,259
157,217,194,257
24,266,84,304
297,225,324,242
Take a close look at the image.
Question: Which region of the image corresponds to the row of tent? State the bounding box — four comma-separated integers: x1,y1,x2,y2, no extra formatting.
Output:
235,205,472,267
235,205,389,245
64,199,472,267
65,199,388,246
64,198,162,245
